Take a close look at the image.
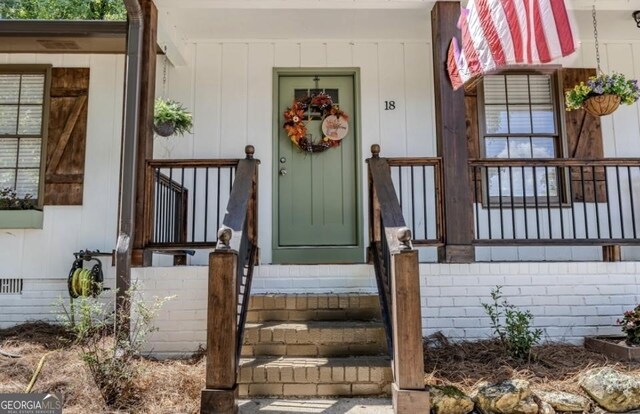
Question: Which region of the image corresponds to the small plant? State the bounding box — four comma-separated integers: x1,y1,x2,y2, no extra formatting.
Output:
482,286,542,361
565,72,639,111
0,187,35,210
58,285,171,409
618,305,640,346
153,98,193,137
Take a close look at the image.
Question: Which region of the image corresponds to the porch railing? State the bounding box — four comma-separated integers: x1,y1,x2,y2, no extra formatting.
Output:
201,145,259,414
144,158,238,251
367,145,429,413
386,157,445,245
469,159,640,246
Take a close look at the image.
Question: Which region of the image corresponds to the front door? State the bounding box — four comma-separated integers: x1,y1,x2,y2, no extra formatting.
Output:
274,73,362,264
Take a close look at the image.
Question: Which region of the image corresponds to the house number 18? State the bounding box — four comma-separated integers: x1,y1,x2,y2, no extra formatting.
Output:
384,101,396,110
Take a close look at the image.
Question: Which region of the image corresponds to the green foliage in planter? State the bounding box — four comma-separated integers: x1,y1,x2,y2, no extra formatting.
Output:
618,305,640,345
565,72,640,111
0,187,35,210
482,286,542,361
153,98,193,137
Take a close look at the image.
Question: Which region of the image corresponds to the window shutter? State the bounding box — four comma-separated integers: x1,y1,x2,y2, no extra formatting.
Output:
465,89,481,201
562,68,606,202
44,68,89,205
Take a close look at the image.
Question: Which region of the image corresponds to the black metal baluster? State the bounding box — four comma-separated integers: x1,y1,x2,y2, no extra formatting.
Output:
486,167,492,239
532,166,541,239
508,166,516,239
604,166,613,239
567,167,577,239
474,166,480,239
614,166,624,239
521,166,529,239
580,166,589,238
557,166,565,240
216,167,222,241
180,167,185,242
497,166,504,239
629,166,637,239
592,166,601,239
155,168,161,242
398,166,403,211
545,166,552,239
204,167,209,243
192,167,197,243
422,166,428,240
410,166,416,237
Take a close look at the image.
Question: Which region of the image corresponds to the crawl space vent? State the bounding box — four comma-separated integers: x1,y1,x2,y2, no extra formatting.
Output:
0,278,23,294
37,39,81,50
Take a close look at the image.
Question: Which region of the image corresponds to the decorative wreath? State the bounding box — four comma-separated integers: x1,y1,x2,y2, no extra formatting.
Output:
283,93,349,153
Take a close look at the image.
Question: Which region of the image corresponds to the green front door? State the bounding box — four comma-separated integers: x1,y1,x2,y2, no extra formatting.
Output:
274,73,362,264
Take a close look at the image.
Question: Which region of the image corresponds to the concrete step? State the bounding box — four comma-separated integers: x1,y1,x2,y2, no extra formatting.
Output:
238,356,392,397
247,294,382,322
241,321,388,357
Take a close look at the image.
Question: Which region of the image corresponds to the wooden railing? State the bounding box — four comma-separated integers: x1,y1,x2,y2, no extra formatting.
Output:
367,145,429,414
201,145,259,414
143,158,238,263
469,159,640,253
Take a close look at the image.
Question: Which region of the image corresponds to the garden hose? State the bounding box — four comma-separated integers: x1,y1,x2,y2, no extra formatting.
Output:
67,258,104,298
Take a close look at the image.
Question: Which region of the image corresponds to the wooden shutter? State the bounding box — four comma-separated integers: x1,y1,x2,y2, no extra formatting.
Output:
562,68,606,202
44,68,89,205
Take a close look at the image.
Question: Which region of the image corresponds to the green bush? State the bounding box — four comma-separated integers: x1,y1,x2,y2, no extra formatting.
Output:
58,286,171,409
0,187,35,210
482,286,542,361
618,305,640,345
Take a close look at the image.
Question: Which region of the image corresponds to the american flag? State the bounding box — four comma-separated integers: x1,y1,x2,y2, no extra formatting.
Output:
447,0,577,90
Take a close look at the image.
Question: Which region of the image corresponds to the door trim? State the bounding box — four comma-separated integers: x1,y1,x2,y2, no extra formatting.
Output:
272,68,364,264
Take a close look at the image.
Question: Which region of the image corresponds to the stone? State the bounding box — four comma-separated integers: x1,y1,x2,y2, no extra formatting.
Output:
429,385,474,414
580,367,640,413
537,400,556,414
536,390,591,412
471,379,539,414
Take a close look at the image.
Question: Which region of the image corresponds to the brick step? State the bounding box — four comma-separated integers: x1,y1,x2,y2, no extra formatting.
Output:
247,294,382,322
241,321,387,357
238,356,392,397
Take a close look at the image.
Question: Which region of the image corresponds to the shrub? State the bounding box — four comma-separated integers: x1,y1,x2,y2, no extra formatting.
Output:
618,305,640,345
481,286,542,361
59,286,171,409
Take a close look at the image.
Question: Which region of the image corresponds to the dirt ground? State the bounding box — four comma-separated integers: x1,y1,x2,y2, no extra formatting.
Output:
2,323,640,413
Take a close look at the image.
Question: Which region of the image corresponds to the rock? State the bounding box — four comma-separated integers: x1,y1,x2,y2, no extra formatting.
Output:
429,385,474,414
537,400,556,414
536,390,591,412
580,367,640,413
471,379,539,414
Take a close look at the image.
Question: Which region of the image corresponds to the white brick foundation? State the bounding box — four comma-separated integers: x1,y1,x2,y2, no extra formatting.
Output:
134,262,640,357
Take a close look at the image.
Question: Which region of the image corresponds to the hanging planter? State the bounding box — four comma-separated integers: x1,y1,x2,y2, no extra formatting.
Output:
565,72,639,116
153,98,193,137
565,4,639,116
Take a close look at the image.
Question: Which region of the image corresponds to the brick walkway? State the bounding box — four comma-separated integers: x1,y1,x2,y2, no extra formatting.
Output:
239,398,393,413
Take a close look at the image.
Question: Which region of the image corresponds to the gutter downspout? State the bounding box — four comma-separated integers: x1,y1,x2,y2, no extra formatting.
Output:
116,0,143,336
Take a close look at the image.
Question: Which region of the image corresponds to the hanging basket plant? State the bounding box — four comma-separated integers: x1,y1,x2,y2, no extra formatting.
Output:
565,72,639,117
153,98,193,137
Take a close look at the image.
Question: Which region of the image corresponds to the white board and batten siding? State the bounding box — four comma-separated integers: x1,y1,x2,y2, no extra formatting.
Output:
0,54,124,328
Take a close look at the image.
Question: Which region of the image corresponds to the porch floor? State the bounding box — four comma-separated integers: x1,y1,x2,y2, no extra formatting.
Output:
238,398,393,413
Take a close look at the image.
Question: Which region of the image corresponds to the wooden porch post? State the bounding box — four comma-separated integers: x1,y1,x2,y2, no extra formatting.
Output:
131,0,157,267
431,1,475,263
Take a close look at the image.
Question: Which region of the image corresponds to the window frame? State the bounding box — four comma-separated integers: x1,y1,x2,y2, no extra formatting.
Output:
0,64,52,209
476,65,570,207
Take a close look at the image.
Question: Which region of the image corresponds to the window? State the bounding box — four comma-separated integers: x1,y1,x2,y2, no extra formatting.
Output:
0,67,49,203
479,70,563,202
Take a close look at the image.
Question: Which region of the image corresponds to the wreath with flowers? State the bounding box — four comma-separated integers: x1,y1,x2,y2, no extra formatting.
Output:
283,93,349,153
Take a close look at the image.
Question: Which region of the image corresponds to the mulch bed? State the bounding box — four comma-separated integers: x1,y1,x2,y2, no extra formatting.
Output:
424,332,640,395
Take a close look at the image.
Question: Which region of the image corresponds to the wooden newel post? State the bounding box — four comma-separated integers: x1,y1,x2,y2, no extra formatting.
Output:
391,228,430,413
201,228,239,414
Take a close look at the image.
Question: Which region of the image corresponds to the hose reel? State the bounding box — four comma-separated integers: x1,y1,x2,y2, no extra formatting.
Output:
67,250,112,298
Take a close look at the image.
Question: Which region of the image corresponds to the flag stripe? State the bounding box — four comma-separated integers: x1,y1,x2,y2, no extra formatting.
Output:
550,0,576,56
533,0,551,62
476,0,507,66
499,0,524,63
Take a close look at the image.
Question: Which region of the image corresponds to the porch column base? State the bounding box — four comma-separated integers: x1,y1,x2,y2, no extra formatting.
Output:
437,245,475,263
200,386,238,414
603,245,621,262
392,383,430,414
